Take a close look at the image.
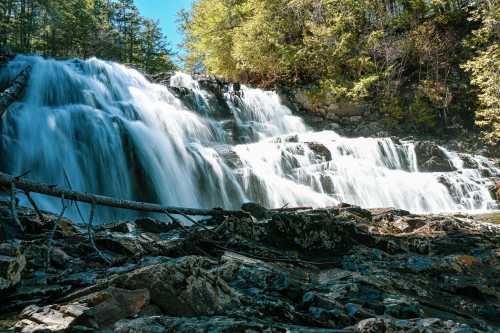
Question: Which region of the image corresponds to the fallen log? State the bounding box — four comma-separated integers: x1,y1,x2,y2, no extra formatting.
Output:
0,65,32,119
0,172,248,218
270,206,313,212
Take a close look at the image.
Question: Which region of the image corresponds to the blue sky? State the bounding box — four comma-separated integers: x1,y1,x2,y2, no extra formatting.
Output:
135,0,194,52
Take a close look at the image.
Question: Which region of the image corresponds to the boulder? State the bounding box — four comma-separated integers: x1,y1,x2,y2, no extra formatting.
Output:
293,90,316,112
134,218,181,234
14,287,149,331
96,221,131,233
148,71,175,86
490,181,500,201
241,202,268,219
383,297,423,319
306,142,332,162
326,102,364,117
215,145,244,169
74,287,150,329
114,256,241,316
114,316,344,333
459,154,480,169
414,141,456,172
0,241,26,291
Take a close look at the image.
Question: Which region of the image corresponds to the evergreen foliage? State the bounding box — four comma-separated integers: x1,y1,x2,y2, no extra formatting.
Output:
0,0,176,73
182,0,499,144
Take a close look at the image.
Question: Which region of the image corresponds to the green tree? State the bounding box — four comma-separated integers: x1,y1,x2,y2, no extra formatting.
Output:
462,0,500,145
182,0,498,139
0,0,176,74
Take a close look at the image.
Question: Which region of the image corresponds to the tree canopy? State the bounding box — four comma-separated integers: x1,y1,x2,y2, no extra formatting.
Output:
0,0,176,73
182,0,499,144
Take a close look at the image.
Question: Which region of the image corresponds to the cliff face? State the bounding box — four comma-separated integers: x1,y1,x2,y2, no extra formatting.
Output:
273,85,499,159
1,200,499,332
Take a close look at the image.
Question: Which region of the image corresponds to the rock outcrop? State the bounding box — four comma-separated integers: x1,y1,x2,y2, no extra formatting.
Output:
0,241,26,290
0,200,499,332
414,141,456,172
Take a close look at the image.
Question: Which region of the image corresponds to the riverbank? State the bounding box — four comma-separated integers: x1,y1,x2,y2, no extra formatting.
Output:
1,200,499,332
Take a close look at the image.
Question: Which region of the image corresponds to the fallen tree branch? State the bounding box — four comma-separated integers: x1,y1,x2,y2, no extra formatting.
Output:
10,182,24,232
61,168,111,264
0,65,32,119
23,190,46,224
46,194,67,270
270,206,313,212
0,171,248,217
87,200,112,264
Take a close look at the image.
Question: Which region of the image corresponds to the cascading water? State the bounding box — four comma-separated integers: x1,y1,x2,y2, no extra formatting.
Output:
0,55,498,221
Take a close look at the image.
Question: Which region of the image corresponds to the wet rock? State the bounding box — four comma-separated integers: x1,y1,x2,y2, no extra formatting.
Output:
350,116,362,123
169,86,190,99
95,232,148,257
241,202,268,219
383,297,423,319
460,154,480,169
96,222,131,233
0,204,25,241
49,247,72,268
489,181,500,201
134,218,181,234
325,122,342,132
215,145,244,169
148,71,175,85
285,134,299,142
302,292,353,326
355,317,474,333
114,316,347,333
320,174,335,194
338,205,372,221
355,318,386,332
114,256,240,316
306,142,332,162
74,287,150,329
60,272,98,288
370,208,410,222
414,141,456,172
3,201,500,332
14,287,149,331
197,75,226,97
262,209,359,254
15,303,86,332
0,241,26,290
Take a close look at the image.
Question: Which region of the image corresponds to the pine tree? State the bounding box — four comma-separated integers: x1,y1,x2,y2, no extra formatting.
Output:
0,0,176,74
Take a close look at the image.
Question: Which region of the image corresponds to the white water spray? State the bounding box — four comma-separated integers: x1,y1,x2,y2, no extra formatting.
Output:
0,56,497,221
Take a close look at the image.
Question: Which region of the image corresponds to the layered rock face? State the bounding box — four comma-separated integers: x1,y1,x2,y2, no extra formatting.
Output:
0,200,499,332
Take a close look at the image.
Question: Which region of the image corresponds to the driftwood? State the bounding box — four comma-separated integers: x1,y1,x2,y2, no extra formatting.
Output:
0,172,248,218
0,65,32,119
46,194,67,269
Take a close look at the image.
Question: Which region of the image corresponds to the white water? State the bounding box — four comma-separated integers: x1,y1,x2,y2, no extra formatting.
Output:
0,56,498,220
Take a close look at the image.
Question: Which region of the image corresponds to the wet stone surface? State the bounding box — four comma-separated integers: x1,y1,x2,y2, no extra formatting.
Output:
0,200,499,332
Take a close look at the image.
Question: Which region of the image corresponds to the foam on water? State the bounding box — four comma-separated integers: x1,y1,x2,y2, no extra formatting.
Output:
0,56,498,221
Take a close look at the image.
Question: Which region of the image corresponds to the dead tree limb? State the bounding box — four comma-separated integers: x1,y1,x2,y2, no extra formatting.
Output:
87,200,111,265
270,206,313,212
0,65,32,119
0,171,247,217
46,194,67,270
23,190,46,224
10,182,24,232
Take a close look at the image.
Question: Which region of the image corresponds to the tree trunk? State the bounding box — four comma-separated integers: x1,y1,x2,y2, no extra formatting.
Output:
0,64,31,119
0,171,248,218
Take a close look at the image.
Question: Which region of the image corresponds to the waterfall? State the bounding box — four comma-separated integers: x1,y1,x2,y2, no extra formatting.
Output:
0,55,498,221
